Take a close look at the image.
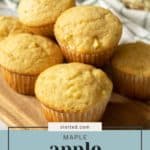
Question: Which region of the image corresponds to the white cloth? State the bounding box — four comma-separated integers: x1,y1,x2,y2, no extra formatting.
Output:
0,0,16,16
77,0,150,44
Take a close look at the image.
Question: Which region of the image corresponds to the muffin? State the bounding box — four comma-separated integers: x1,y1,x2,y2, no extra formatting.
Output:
18,0,75,37
122,0,150,11
0,16,27,41
35,63,113,122
0,33,63,95
54,6,122,67
111,42,150,100
0,16,52,39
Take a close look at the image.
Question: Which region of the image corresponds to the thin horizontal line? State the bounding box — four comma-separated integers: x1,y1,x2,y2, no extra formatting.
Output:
8,126,48,129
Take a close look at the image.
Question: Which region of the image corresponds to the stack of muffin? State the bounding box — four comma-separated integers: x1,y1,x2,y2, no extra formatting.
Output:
0,0,149,122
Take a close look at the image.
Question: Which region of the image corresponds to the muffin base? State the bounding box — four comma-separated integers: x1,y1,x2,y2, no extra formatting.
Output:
61,47,114,67
112,67,150,100
0,66,37,95
26,23,54,37
41,101,108,122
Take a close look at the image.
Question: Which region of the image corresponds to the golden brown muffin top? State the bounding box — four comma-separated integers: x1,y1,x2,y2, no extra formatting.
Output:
18,0,75,26
35,63,113,112
0,33,63,75
0,16,27,41
111,42,150,76
55,6,122,54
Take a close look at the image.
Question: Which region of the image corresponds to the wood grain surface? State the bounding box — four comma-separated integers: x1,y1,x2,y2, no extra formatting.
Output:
0,74,47,127
103,94,150,129
0,74,150,129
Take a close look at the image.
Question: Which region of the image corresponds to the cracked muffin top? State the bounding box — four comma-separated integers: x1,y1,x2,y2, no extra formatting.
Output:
55,6,122,54
18,0,75,26
0,33,63,75
35,63,113,112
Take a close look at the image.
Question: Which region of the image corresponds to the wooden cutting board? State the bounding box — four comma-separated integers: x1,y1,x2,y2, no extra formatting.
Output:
0,74,150,129
0,74,47,127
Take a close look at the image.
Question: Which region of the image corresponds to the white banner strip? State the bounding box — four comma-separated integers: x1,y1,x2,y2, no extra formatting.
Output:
48,122,102,132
